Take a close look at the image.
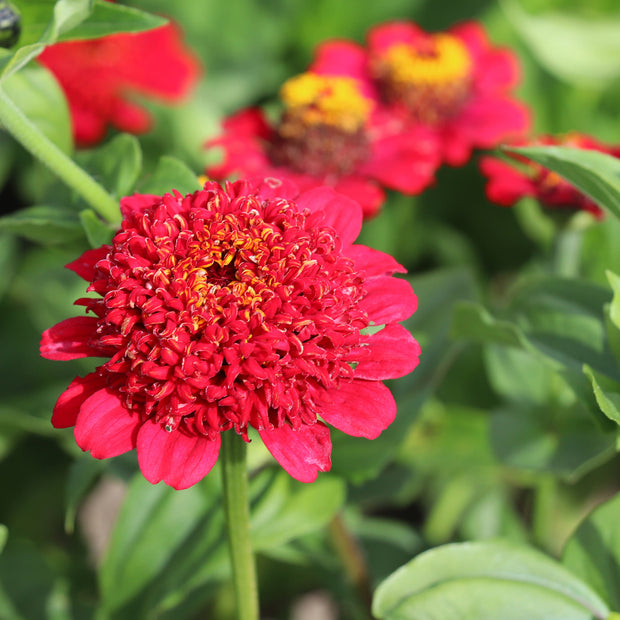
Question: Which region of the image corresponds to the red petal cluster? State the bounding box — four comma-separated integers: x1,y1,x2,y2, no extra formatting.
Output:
38,22,200,147
480,133,619,218
41,179,420,489
366,21,530,166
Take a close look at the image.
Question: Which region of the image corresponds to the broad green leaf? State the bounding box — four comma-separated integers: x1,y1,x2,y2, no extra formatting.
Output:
79,209,115,247
503,0,620,86
2,64,71,153
452,301,527,348
490,404,616,481
251,470,345,550
0,206,82,244
509,146,620,221
99,474,215,613
584,365,620,425
137,156,201,196
373,540,610,620
78,134,142,200
563,493,620,611
64,458,105,534
0,526,6,555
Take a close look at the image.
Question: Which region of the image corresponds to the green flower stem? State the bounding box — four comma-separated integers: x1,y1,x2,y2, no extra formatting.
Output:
553,225,583,278
221,431,259,620
0,86,120,224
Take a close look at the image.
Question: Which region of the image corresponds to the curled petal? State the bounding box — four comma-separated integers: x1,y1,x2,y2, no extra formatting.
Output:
137,422,221,490
319,380,396,439
74,389,141,458
40,316,100,360
52,372,107,428
66,247,109,281
360,276,417,325
259,422,332,483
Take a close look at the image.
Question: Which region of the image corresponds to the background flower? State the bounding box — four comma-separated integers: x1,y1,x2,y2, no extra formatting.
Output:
367,20,530,165
479,133,618,217
40,179,420,489
38,22,200,147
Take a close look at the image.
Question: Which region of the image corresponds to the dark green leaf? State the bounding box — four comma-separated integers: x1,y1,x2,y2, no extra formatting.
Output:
251,470,345,551
137,156,201,196
78,134,142,200
0,206,82,244
490,404,616,481
452,301,527,348
373,540,610,620
2,64,71,153
79,209,115,247
509,146,620,220
99,474,216,613
64,457,105,534
563,493,620,611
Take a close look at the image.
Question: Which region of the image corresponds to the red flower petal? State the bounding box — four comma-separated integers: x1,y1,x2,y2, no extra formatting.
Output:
360,276,417,325
40,316,100,360
479,156,536,206
345,245,406,277
137,422,221,490
355,324,421,380
259,422,332,483
119,193,162,219
319,380,396,439
74,389,140,458
332,176,385,219
65,247,109,281
296,186,362,246
52,372,107,428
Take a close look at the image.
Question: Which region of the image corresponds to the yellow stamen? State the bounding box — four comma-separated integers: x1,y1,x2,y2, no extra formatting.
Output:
279,72,372,133
384,34,472,86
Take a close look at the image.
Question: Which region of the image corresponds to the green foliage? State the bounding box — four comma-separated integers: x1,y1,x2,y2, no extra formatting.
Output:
373,540,610,619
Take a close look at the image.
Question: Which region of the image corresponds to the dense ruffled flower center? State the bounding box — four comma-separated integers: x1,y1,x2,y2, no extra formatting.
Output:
85,186,370,440
373,34,473,124
268,73,372,177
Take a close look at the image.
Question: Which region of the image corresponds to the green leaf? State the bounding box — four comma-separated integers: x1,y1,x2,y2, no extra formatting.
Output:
373,540,610,620
509,146,620,221
490,404,616,481
137,156,201,196
503,0,620,87
251,470,345,551
64,458,105,534
79,209,115,247
78,134,142,200
584,365,620,425
452,301,527,348
100,474,216,613
2,64,71,153
563,493,620,611
60,0,168,41
0,206,82,244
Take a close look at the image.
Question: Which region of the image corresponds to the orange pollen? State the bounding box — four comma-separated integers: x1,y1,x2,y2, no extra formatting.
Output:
279,72,372,134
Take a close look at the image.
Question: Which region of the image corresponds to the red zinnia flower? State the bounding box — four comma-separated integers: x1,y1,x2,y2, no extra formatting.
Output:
38,22,200,147
206,41,440,219
367,21,530,166
40,178,420,489
479,133,617,218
